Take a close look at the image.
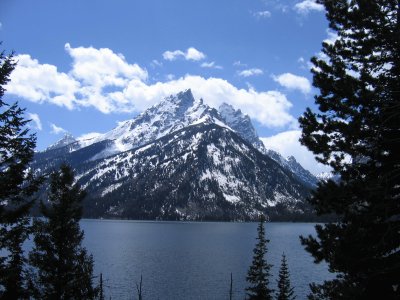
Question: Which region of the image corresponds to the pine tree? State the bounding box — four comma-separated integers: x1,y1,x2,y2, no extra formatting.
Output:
135,274,143,300
29,164,97,299
276,253,295,300
99,273,105,300
229,272,233,300
245,215,273,300
0,48,42,299
299,1,400,299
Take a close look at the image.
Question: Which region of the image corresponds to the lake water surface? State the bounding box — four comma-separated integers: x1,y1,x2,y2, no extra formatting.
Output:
75,220,333,299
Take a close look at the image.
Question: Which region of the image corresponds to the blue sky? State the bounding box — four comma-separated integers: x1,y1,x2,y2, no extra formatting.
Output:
0,0,332,174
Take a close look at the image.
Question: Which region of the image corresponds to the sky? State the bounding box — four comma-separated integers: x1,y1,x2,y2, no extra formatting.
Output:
0,0,332,175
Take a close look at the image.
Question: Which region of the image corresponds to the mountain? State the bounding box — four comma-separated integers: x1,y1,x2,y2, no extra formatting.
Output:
218,103,318,188
218,103,265,152
33,90,317,221
46,133,77,151
264,150,318,188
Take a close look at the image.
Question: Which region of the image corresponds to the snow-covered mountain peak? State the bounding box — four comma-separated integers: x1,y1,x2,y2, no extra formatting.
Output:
170,88,195,106
73,90,231,159
264,149,318,187
219,103,246,121
35,90,321,220
43,90,317,190
218,102,265,152
46,133,77,151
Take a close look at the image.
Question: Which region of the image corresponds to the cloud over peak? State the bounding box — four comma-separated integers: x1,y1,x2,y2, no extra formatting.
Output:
50,123,67,135
7,44,298,129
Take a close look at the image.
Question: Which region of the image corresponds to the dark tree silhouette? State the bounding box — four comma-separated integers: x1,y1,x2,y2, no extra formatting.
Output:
99,273,105,300
0,48,42,299
276,253,295,300
299,0,400,299
245,215,273,300
29,164,97,299
229,272,233,300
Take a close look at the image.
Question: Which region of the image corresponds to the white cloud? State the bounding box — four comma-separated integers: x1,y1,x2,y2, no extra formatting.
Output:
7,54,80,109
120,75,296,127
78,132,102,141
273,73,311,94
162,50,184,61
297,56,313,70
298,57,305,64
27,113,42,130
166,74,175,81
238,68,264,77
65,43,147,88
260,130,330,175
233,61,247,67
7,44,149,114
294,0,324,14
253,10,272,18
162,47,206,61
201,61,223,69
50,123,67,135
186,47,206,61
6,44,297,128
150,59,163,68
64,43,148,113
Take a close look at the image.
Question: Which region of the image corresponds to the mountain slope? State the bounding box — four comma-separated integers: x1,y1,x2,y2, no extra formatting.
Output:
218,103,318,187
265,149,318,188
73,123,311,220
219,103,265,152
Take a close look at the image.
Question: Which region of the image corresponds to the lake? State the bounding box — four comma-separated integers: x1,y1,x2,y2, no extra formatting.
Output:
73,220,333,299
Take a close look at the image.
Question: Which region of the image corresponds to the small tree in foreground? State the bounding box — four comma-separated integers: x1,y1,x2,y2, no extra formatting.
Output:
29,164,97,299
245,215,273,300
276,253,295,300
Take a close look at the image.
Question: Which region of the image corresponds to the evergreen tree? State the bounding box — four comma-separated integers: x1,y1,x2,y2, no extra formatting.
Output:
299,1,400,299
229,272,233,300
276,253,295,300
98,273,105,300
0,48,42,298
29,164,97,299
135,274,143,300
245,215,273,300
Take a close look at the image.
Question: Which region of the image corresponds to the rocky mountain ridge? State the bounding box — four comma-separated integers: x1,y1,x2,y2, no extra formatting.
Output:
34,89,319,220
